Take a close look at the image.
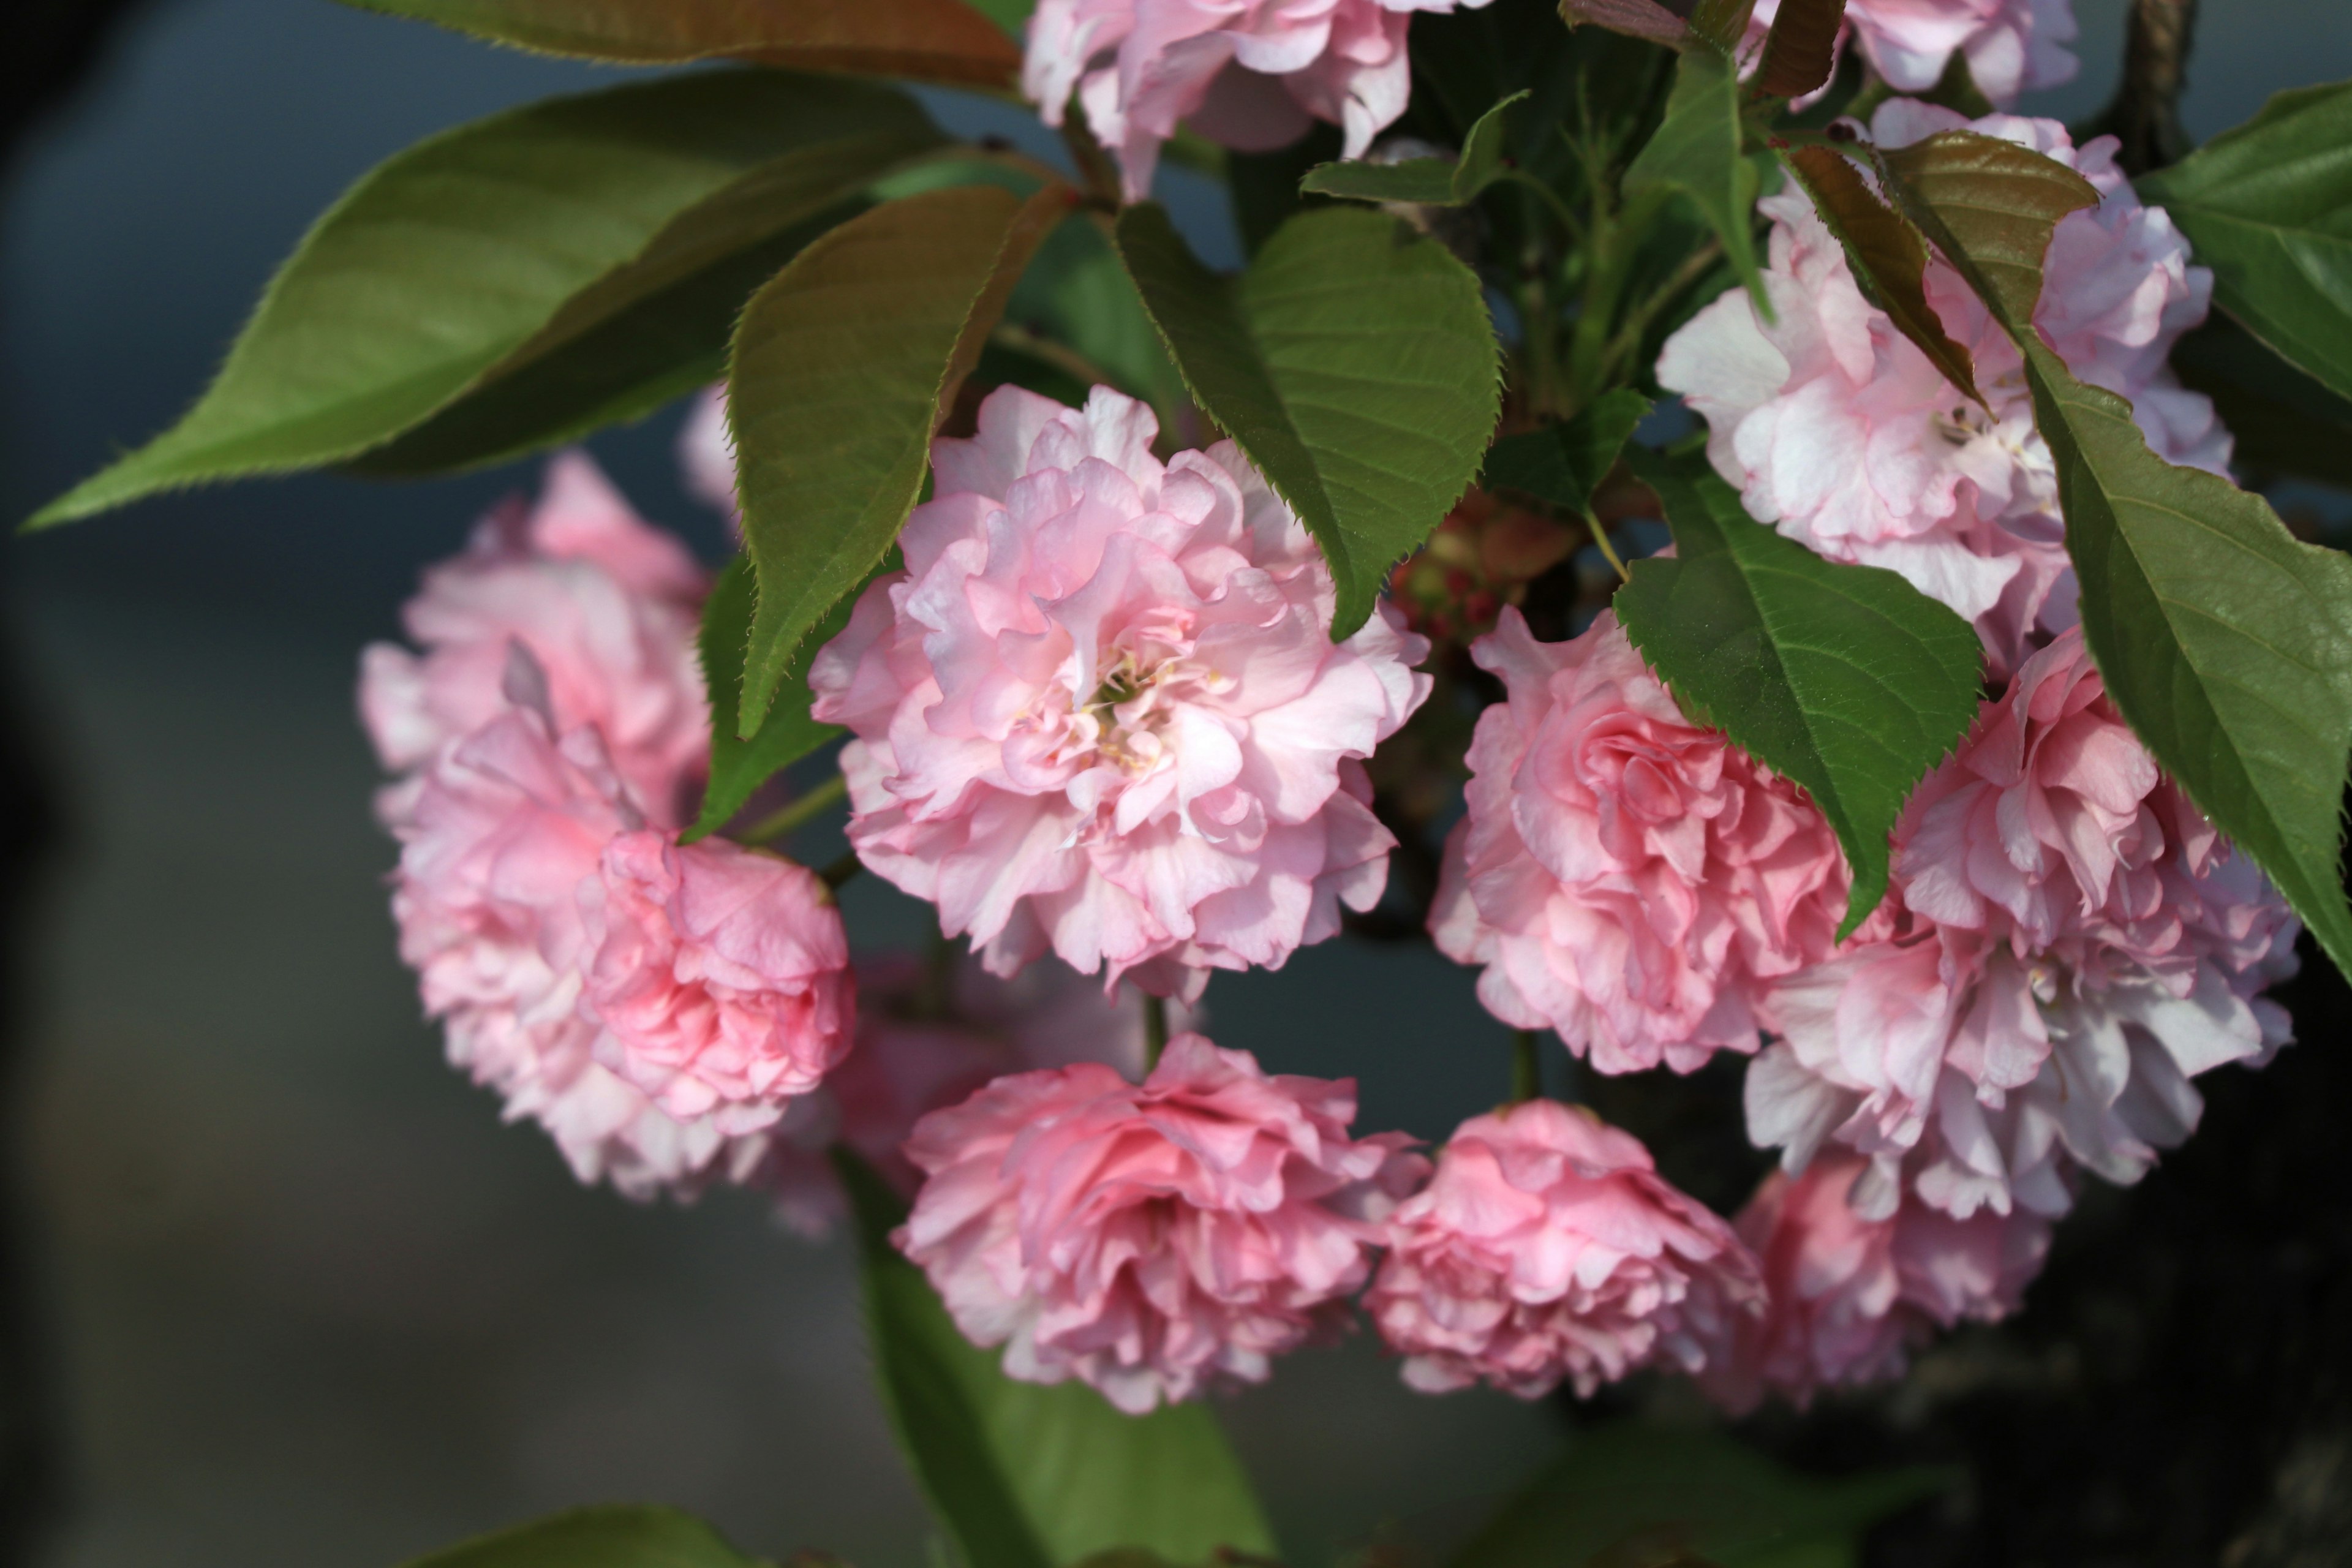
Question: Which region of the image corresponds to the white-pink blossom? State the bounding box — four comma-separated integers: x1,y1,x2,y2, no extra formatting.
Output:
1431,608,1856,1074
1366,1099,1762,1398
1748,629,2298,1222
678,385,739,524
360,451,710,824
1656,102,2224,673
809,385,1430,1002
1697,1152,2051,1412
897,1033,1423,1412
1023,0,1490,202
1744,0,2077,108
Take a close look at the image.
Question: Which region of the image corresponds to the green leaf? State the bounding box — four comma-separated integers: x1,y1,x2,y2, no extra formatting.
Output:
1115,203,1501,638
29,72,940,527
2169,318,2352,489
1298,90,1529,206
1751,0,1844,101
394,1506,760,1568
1617,449,1984,938
1778,145,1984,405
335,0,1022,86
2136,81,2352,405
1624,45,1766,311
1556,0,1692,50
838,1153,1277,1568
1879,127,2352,982
1449,1425,1949,1568
1687,0,1760,52
685,556,861,843
729,183,1069,736
1482,390,1651,516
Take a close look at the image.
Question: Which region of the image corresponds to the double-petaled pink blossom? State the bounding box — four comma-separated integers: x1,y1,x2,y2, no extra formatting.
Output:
1366,1099,1762,1398
360,451,709,824
1748,628,2297,1223
1431,608,1855,1074
1696,1153,2051,1412
1023,0,1492,202
897,1033,1423,1412
1744,0,2078,108
810,385,1429,1002
1656,103,2224,673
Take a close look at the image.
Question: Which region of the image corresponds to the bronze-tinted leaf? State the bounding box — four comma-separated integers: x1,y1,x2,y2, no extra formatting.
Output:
1873,129,2098,325
1753,0,1845,100
1557,0,1691,49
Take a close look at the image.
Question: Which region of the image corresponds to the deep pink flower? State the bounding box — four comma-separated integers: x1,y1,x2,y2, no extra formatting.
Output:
1697,1152,2051,1412
1431,608,1855,1074
1749,629,2298,1221
360,451,710,823
895,1032,1423,1412
582,831,855,1134
1743,0,2077,108
809,385,1430,1001
1656,104,2223,672
1023,0,1486,201
1365,1099,1762,1398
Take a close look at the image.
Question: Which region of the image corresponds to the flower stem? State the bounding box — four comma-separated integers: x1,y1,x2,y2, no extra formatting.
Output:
1142,993,1169,1072
819,850,863,892
739,772,847,845
1510,1029,1541,1103
1585,510,1630,583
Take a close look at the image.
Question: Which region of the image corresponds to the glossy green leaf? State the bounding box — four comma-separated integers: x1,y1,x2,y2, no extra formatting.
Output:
1618,450,1983,938
729,183,1069,734
29,72,939,527
2136,81,2352,404
1751,0,1844,100
684,556,856,843
1449,1425,1948,1568
394,1506,759,1568
1880,127,2352,981
2169,319,2352,489
1780,144,1984,405
336,0,1022,86
839,1153,1278,1568
1482,390,1651,515
1623,45,1765,309
1556,0,1691,50
1115,203,1501,638
1298,90,1528,206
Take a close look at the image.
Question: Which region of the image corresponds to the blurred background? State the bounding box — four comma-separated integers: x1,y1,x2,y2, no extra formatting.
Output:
1,2,2350,1566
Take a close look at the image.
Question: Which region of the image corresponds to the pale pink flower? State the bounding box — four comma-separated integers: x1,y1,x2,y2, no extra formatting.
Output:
751,952,1167,1237
1697,1152,2051,1412
896,1032,1423,1412
360,451,710,823
1656,102,2223,672
678,385,740,524
1023,0,1489,201
582,831,855,1134
388,670,780,1199
1365,1099,1762,1398
1744,0,2077,108
809,385,1430,1002
1749,629,2298,1221
1430,608,1855,1074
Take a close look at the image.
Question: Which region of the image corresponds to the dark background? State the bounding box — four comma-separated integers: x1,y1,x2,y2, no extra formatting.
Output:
1,2,2348,1565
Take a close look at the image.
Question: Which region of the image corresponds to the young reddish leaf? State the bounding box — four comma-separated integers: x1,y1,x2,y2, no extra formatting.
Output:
729,183,1071,734
1753,0,1847,100
334,0,1022,87
1556,0,1692,49
1872,130,2098,325
1780,143,1985,405
1688,0,1760,51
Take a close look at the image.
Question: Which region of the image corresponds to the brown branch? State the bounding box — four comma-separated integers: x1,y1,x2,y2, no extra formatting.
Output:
2100,0,2200,176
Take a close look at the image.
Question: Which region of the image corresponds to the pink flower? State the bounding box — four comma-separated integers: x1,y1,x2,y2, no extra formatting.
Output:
360,451,710,824
1365,1099,1762,1398
1697,1152,2051,1412
1656,103,2223,672
1023,0,1487,201
1744,0,2077,108
1430,608,1855,1074
678,385,740,525
895,1032,1423,1412
1748,629,2298,1221
390,674,775,1199
809,385,1430,1002
752,952,1167,1237
582,831,855,1134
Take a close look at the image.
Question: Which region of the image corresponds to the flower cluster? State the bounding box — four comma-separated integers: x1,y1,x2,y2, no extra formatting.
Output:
364,454,856,1199
1657,103,2224,673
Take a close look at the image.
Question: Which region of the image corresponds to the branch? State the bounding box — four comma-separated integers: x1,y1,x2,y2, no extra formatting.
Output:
2098,0,2200,175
